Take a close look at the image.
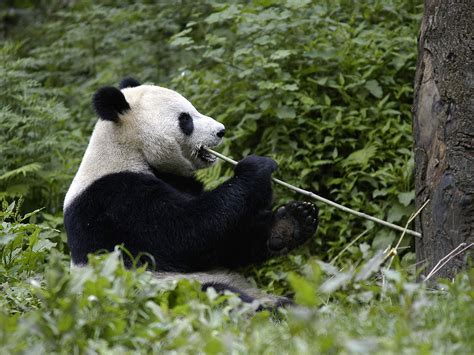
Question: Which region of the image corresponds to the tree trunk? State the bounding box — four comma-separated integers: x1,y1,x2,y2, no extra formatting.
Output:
412,0,473,279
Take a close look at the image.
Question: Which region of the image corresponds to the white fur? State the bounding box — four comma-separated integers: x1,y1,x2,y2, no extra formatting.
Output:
64,84,224,209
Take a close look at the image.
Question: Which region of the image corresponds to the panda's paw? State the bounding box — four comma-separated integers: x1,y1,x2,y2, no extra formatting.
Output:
235,155,277,177
267,201,318,255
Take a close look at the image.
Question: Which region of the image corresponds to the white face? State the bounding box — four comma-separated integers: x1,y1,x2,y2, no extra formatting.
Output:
121,85,225,176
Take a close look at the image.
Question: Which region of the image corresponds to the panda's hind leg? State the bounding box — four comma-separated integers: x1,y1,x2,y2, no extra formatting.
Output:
201,273,292,310
201,282,258,304
154,270,291,309
268,201,318,255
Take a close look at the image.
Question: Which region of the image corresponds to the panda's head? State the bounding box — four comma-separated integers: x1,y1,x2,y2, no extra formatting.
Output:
92,78,225,176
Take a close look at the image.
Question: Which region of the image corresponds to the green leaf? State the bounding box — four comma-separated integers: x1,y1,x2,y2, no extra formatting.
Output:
320,272,352,293
32,238,57,252
169,36,194,48
355,250,385,281
398,191,415,206
285,0,311,9
205,5,240,24
288,273,319,306
387,203,411,223
365,80,383,98
341,146,377,167
270,49,293,60
372,231,395,250
282,83,299,91
0,163,43,181
276,106,296,119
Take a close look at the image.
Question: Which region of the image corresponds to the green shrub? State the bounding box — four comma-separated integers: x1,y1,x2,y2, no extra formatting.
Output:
0,43,79,213
1,202,473,353
1,0,421,261
6,2,473,352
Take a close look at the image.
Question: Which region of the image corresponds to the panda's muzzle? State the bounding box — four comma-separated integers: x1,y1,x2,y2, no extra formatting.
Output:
197,146,217,164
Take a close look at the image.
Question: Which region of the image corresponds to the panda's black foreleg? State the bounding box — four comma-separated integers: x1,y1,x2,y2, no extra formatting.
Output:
216,201,318,268
154,155,277,271
153,156,317,271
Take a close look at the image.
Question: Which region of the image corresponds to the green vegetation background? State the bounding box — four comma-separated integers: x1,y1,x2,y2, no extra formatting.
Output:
1,1,473,353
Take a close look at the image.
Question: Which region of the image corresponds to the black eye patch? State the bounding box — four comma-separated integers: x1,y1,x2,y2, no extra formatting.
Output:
179,112,194,136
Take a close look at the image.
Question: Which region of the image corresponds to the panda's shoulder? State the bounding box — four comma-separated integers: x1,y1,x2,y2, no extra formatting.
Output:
150,169,204,195
73,171,202,210
65,172,175,221
75,172,166,204
82,171,201,199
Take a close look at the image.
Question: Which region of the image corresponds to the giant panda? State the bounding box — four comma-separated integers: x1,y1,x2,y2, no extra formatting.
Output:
64,78,318,308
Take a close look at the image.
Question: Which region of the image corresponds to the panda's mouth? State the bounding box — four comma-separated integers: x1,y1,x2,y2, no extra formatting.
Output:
196,146,217,164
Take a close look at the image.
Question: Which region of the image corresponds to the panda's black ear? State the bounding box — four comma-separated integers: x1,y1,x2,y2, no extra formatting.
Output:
119,77,141,89
92,86,130,122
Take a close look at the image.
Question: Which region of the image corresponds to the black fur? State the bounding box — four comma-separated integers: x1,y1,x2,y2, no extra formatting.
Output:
178,112,194,136
119,77,141,89
64,155,279,271
93,87,130,122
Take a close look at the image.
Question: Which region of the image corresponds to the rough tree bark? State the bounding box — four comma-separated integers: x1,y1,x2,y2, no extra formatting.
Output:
413,0,473,279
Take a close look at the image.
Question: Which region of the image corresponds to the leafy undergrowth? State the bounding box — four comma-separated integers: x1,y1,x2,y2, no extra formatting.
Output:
2,0,423,258
2,1,473,353
1,202,473,354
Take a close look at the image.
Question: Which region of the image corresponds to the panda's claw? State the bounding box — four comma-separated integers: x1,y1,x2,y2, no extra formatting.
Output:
268,201,319,255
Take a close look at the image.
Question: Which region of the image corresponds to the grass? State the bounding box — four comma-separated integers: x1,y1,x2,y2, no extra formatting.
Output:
1,201,473,354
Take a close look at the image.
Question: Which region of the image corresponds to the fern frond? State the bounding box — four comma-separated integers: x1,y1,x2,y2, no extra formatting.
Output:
0,163,43,181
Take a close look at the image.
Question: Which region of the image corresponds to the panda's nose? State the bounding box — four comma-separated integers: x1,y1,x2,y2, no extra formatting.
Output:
216,129,226,138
